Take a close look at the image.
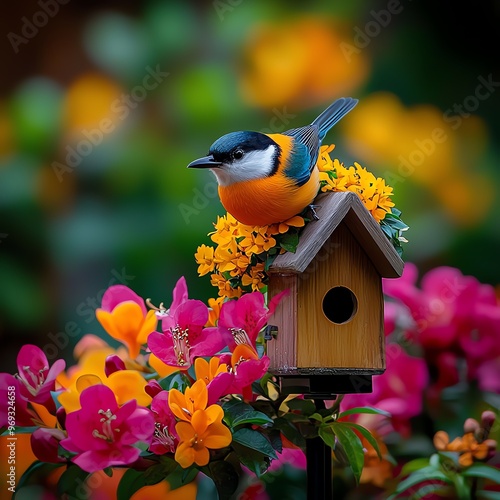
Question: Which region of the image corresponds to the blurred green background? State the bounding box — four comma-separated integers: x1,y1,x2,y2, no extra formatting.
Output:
1,0,499,372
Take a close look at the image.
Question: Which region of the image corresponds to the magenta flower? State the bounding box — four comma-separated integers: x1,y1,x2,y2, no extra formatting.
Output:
149,391,179,455
0,374,35,427
207,291,287,351
15,344,65,410
383,263,500,390
205,291,285,400
60,384,154,472
147,277,225,369
341,343,428,436
31,428,66,464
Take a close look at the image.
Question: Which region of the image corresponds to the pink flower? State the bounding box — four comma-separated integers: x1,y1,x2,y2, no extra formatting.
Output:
0,374,35,427
383,263,500,388
15,344,65,410
31,428,66,464
341,343,428,436
208,291,285,400
147,277,225,369
60,384,154,472
207,291,286,351
149,391,179,455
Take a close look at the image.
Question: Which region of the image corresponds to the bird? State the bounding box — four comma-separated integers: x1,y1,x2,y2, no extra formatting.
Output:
187,97,358,226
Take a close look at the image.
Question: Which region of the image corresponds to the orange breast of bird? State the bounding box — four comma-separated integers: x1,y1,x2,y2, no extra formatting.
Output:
218,167,319,226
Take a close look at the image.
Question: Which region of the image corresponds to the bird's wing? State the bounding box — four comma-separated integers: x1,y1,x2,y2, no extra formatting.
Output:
282,124,320,185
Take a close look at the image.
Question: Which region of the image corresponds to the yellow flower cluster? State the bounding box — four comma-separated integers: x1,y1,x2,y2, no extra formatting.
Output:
317,144,395,222
195,213,305,299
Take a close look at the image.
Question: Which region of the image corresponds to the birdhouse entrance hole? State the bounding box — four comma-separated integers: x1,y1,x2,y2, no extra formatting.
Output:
322,286,358,324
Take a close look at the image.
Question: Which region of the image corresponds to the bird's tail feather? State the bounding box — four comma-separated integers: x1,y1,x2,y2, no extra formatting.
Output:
312,97,358,140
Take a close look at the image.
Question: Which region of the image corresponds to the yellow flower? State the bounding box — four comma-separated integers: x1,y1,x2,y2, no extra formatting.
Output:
238,226,277,255
210,273,242,299
195,244,215,276
96,302,157,359
174,405,232,468
106,369,152,407
194,357,228,385
269,215,305,234
317,150,396,223
168,379,208,422
207,297,224,327
241,263,266,291
210,213,240,250
58,369,152,413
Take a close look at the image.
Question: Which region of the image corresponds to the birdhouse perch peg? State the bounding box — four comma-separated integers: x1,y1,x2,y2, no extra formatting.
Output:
266,191,404,396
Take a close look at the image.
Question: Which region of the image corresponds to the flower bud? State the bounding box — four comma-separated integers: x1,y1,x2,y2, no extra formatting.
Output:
481,410,496,436
463,418,480,435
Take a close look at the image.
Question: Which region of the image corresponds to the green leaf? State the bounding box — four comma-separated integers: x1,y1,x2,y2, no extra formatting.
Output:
285,398,317,416
15,461,63,493
452,473,471,500
143,462,177,486
279,232,299,253
223,399,273,429
164,467,198,491
57,465,90,499
477,491,500,499
117,469,148,500
330,423,365,484
273,417,306,448
318,426,336,449
463,464,500,483
400,457,430,475
232,428,278,459
338,406,391,419
337,422,382,460
158,371,190,392
309,413,323,422
399,482,450,500
393,469,452,496
232,442,270,477
204,460,240,500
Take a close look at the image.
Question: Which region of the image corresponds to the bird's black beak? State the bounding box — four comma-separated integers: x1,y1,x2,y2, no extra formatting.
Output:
187,155,222,169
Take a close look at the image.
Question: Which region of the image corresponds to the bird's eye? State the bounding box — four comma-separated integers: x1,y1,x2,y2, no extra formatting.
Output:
232,149,244,160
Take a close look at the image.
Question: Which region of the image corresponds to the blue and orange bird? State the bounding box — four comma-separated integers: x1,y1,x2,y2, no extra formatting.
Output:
187,97,358,226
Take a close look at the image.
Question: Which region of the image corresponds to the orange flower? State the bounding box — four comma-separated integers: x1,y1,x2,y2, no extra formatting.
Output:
207,297,224,327
433,430,489,467
96,287,158,359
360,432,393,487
174,405,232,468
194,357,228,385
241,262,266,291
194,244,215,276
210,273,242,299
168,379,208,422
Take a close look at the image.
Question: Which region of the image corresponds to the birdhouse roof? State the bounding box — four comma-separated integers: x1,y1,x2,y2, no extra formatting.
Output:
268,191,404,278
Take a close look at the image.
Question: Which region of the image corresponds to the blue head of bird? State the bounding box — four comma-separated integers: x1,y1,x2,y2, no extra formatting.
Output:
187,131,280,187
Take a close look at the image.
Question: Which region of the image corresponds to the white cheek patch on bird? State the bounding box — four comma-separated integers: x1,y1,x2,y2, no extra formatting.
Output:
217,145,277,186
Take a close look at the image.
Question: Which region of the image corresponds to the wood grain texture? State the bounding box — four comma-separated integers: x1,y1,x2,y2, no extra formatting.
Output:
268,191,404,278
295,223,385,370
267,274,298,371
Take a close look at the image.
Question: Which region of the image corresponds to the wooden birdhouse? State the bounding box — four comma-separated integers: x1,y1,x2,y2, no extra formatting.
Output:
266,191,404,395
